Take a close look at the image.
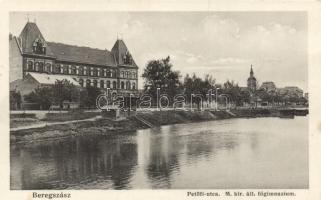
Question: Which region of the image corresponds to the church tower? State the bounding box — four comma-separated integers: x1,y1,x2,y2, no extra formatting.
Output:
247,65,257,93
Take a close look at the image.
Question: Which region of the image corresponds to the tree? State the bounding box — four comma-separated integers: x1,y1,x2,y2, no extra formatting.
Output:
10,90,22,110
80,86,102,108
24,87,53,110
240,90,251,105
142,56,181,103
256,89,271,103
24,79,80,110
183,73,216,109
222,80,241,106
52,79,80,108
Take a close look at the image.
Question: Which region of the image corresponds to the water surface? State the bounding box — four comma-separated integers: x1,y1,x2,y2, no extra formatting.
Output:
10,117,308,189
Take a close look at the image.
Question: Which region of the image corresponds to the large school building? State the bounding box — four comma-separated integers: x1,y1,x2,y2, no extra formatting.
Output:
9,22,139,97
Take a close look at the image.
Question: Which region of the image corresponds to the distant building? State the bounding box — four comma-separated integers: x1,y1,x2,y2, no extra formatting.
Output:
277,86,303,98
9,22,139,97
10,72,80,98
247,65,257,93
260,81,276,92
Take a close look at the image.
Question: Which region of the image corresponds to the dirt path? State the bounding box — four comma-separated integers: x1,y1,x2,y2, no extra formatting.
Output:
11,116,102,132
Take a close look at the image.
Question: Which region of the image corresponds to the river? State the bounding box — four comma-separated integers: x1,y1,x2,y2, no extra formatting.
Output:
10,117,308,189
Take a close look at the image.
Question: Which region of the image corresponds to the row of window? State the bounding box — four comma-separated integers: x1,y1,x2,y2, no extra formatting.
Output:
120,70,137,79
79,79,136,90
26,61,52,73
26,61,137,79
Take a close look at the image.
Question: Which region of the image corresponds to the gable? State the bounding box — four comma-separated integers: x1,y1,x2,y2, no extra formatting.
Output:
19,22,54,56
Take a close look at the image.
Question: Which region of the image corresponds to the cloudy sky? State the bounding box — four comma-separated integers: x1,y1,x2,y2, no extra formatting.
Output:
10,12,307,91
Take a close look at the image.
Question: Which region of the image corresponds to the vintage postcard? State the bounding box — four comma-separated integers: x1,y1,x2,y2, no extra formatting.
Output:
0,0,320,200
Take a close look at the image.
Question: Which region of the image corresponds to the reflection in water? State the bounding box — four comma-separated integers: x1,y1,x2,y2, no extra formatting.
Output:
11,134,138,189
11,117,308,189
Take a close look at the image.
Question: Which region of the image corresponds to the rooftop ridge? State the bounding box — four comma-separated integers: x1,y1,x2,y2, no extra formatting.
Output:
46,41,112,53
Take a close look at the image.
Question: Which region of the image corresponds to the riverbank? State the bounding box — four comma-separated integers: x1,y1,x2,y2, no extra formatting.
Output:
10,108,308,143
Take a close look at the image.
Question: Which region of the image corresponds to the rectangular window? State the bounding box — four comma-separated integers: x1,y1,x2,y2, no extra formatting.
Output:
84,67,87,75
90,68,93,76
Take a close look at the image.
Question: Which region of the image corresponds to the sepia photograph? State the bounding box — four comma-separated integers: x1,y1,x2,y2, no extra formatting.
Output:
9,11,309,190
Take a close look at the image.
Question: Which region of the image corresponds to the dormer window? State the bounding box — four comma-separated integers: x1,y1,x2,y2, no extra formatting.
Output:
32,37,46,55
123,51,133,65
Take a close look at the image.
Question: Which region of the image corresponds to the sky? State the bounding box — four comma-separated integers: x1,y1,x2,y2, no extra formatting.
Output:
10,12,307,91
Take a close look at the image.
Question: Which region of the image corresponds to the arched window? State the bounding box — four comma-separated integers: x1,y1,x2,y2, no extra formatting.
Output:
93,68,98,76
126,81,130,90
90,68,94,76
128,72,132,78
79,79,84,87
35,62,39,71
39,62,44,72
32,38,46,55
84,67,87,75
106,70,111,77
112,81,117,89
79,66,83,75
132,82,136,90
121,81,125,89
55,64,61,74
27,61,33,71
121,71,124,78
45,63,51,73
86,79,91,87
93,80,98,87
106,81,110,88
109,70,113,77
71,66,76,74
100,80,104,88
63,65,68,74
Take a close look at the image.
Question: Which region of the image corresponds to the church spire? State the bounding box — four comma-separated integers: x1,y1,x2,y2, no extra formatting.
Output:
250,64,254,77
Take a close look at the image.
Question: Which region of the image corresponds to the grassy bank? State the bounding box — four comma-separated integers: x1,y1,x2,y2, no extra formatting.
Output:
135,110,232,126
10,110,100,128
11,116,148,143
10,108,307,143
42,110,99,122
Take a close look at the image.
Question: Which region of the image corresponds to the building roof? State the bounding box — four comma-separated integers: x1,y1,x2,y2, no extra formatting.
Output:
47,42,117,66
111,39,138,67
247,76,256,81
18,22,138,68
19,22,54,56
260,81,276,88
27,72,80,86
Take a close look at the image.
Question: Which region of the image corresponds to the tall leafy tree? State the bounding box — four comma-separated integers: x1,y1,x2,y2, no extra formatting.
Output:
142,56,181,103
79,86,102,108
221,80,242,106
183,73,216,109
52,79,80,108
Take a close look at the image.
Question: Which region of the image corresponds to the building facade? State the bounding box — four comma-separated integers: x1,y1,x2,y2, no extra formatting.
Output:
260,81,276,92
9,22,139,96
277,86,304,98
